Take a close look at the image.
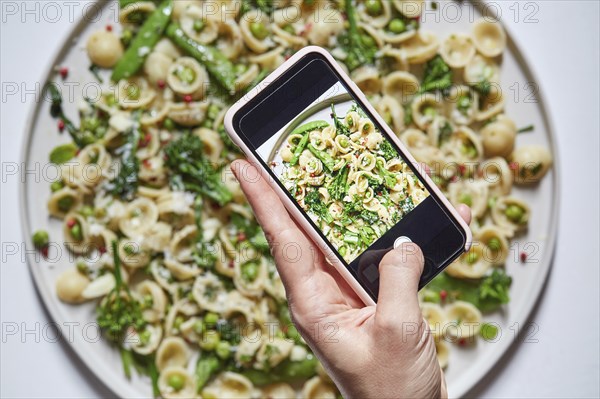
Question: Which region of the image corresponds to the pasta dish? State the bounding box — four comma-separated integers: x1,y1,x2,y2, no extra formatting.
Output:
28,0,554,397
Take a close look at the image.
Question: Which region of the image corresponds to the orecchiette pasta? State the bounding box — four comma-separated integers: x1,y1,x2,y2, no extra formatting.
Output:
86,30,123,68
55,268,91,304
472,18,507,58
44,1,554,393
440,33,476,68
510,145,553,184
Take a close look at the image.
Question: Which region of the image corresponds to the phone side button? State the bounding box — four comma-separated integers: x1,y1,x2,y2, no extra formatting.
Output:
393,236,412,249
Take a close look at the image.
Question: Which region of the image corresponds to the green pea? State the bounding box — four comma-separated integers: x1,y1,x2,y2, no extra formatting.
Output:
80,205,94,218
458,95,471,110
465,251,478,264
250,22,268,40
365,0,382,16
126,84,140,100
105,93,118,107
175,66,197,85
388,18,406,34
208,104,220,120
76,260,88,274
82,117,100,132
215,341,231,359
338,246,347,257
193,19,205,32
174,316,184,330
123,243,137,256
459,193,472,207
95,125,107,138
383,111,392,125
142,294,153,308
200,330,220,350
234,63,248,76
32,230,49,249
70,222,83,241
421,289,441,303
465,145,478,158
282,24,295,35
139,329,151,345
121,29,133,46
505,205,525,223
201,120,213,128
361,34,375,48
94,207,107,218
163,118,175,131
167,374,185,391
58,196,74,212
50,181,64,192
488,238,501,251
241,261,259,282
204,312,219,325
423,106,437,118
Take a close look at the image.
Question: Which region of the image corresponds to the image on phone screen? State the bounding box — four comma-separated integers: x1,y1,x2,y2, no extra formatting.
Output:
256,82,431,264
233,55,466,299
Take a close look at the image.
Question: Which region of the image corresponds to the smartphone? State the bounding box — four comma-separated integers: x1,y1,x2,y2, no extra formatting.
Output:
224,46,471,305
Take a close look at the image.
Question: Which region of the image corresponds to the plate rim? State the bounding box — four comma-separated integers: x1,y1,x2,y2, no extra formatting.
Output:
18,1,561,398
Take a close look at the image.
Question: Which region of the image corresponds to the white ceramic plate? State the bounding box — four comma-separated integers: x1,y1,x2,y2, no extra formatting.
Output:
21,1,559,397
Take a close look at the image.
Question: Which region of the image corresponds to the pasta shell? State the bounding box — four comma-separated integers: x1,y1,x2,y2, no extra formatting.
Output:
445,243,492,279
156,336,190,372
420,302,447,338
491,196,530,235
435,340,450,369
357,0,392,28
393,0,424,18
383,71,420,104
167,101,208,127
472,18,507,58
202,372,254,399
55,268,90,304
475,225,510,266
130,324,163,355
445,301,482,339
510,145,553,184
80,273,115,299
481,115,516,158
158,366,196,399
135,280,168,323
440,33,476,68
167,57,209,99
479,156,513,196
302,376,337,399
400,30,439,64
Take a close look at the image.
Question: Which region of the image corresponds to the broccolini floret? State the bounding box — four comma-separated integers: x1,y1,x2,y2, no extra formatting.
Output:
304,190,333,224
164,134,232,206
419,55,452,94
97,241,146,343
375,159,398,189
378,140,397,161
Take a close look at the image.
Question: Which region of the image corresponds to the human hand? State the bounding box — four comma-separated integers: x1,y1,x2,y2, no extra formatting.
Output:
232,159,472,399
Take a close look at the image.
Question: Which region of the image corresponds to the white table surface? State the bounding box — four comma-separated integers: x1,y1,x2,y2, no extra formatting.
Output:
1,1,599,398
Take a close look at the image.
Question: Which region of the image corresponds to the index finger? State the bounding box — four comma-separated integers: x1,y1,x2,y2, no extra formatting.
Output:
231,159,317,288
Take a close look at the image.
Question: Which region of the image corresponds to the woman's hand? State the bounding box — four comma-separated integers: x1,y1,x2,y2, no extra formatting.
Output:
232,159,471,399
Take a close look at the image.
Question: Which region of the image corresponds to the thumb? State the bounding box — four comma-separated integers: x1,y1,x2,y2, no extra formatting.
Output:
375,243,425,326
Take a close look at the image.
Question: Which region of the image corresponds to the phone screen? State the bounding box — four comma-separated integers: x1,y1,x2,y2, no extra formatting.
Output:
256,81,431,264
232,54,466,299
